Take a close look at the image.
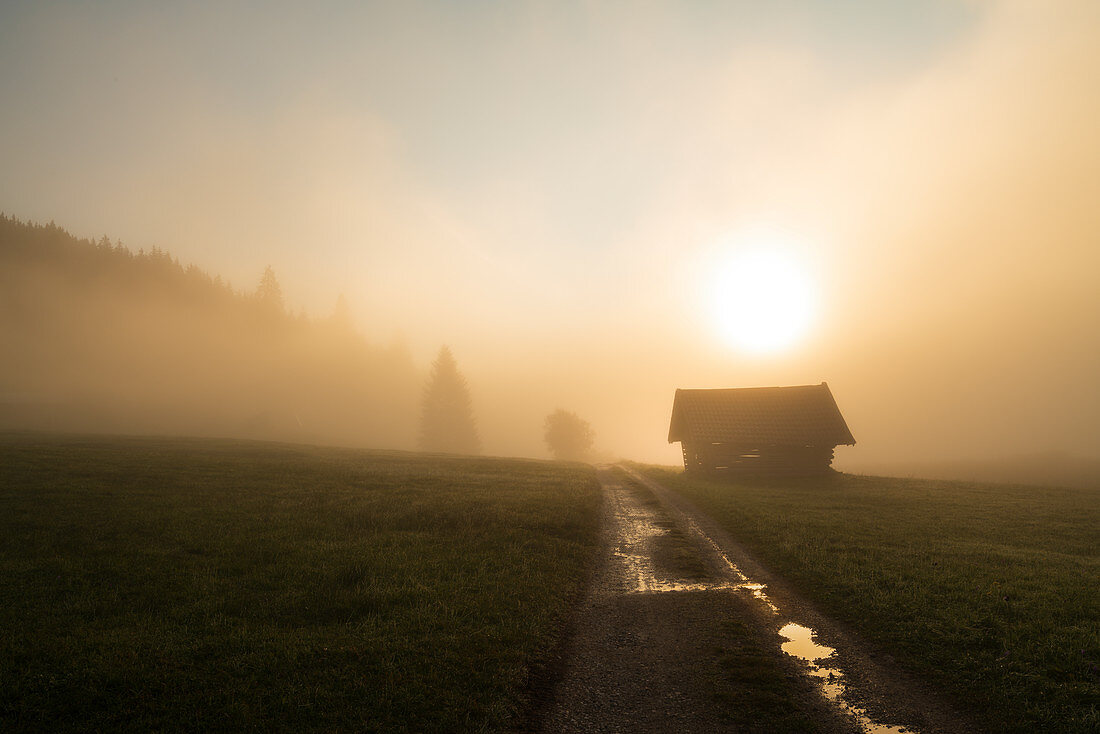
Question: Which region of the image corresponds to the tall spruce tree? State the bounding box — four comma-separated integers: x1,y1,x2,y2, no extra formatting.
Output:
418,346,480,454
256,266,284,313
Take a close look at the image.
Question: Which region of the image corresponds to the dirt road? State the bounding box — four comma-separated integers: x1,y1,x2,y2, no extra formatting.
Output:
530,466,978,734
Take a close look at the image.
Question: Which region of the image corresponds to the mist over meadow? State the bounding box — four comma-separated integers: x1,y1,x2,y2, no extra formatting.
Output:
0,216,419,449
2,5,1099,734
1,1,1099,480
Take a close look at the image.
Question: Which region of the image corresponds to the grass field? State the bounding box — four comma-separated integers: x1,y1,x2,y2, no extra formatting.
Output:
0,433,601,732
642,466,1100,733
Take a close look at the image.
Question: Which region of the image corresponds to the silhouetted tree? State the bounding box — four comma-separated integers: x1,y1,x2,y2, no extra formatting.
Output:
544,409,595,462
419,346,480,455
256,265,284,313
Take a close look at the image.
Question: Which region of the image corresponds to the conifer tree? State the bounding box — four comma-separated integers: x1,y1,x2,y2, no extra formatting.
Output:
256,265,284,313
418,346,480,455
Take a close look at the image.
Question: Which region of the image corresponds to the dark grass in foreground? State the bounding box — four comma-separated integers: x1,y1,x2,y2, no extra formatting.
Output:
642,466,1100,733
0,433,601,732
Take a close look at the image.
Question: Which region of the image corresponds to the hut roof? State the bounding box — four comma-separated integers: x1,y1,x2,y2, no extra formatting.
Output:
667,382,855,447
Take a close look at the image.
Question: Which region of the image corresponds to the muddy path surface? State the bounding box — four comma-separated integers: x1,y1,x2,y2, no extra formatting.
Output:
528,466,980,734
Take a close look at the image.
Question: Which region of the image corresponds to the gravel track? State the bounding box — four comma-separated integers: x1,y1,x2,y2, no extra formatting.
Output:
528,466,980,734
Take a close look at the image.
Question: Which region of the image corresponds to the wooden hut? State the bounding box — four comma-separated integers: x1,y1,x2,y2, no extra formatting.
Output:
668,382,855,475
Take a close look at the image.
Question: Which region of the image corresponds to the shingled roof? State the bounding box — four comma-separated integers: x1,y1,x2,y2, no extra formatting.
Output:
667,383,855,447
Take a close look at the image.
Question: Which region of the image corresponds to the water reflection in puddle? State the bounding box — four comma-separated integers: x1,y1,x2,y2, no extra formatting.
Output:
612,470,913,734
609,482,744,594
779,623,909,734
780,622,834,662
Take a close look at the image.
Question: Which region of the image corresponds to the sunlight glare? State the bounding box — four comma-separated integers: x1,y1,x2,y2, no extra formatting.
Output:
708,236,816,354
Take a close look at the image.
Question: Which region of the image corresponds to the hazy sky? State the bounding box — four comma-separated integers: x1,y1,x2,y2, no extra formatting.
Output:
2,1,1098,465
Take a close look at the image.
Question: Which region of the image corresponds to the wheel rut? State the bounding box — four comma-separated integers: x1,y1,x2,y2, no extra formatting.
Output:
531,466,978,734
532,466,857,733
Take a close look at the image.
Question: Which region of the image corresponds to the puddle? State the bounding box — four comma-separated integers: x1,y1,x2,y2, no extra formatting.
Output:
613,467,914,734
780,622,834,662
608,481,737,593
779,623,909,734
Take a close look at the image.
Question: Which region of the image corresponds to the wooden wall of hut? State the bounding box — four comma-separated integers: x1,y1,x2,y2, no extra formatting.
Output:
682,442,835,476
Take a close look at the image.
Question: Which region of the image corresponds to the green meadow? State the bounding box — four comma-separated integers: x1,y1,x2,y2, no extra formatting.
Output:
4,431,1097,733
0,434,600,732
643,467,1100,734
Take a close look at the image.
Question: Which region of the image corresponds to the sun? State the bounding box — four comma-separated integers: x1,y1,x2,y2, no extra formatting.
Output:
708,239,816,354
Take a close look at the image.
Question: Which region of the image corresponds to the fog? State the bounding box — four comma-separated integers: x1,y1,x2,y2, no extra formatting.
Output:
1,1,1098,477
0,221,420,450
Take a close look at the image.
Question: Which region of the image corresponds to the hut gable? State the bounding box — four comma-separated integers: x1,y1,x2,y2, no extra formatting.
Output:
668,383,854,475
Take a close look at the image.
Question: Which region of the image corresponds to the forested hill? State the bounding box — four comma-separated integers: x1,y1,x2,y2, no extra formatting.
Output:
0,215,420,447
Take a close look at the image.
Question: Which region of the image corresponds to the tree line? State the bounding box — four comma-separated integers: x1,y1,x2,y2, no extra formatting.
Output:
0,214,419,448
1,214,597,461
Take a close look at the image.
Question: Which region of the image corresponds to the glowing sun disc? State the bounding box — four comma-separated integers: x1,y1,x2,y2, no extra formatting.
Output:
709,245,816,354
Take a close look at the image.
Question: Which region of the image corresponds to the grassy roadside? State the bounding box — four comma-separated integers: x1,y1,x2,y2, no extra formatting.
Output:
0,433,601,732
640,466,1100,733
